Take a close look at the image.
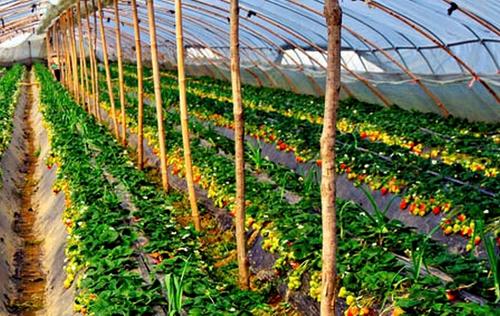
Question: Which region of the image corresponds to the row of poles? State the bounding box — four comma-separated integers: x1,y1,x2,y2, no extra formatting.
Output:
45,0,342,314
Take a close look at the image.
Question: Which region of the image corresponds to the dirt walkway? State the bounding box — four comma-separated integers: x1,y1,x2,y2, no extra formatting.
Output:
8,72,47,315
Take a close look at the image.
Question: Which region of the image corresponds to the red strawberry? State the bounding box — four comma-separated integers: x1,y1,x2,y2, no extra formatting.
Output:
419,203,426,212
316,159,322,167
340,163,347,170
432,206,440,215
457,214,466,222
296,156,304,163
474,236,481,245
346,167,352,174
496,237,500,247
446,290,457,301
278,143,287,151
360,131,368,139
381,187,388,196
400,200,408,210
409,203,417,213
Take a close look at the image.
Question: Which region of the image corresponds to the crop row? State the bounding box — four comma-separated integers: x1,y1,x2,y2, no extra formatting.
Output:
90,64,498,314
105,64,499,243
35,64,272,315
0,65,24,160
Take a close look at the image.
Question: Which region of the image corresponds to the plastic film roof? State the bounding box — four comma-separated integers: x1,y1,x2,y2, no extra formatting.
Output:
7,1,500,121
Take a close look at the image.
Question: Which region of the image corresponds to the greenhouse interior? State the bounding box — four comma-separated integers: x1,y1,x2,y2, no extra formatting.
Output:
0,0,498,315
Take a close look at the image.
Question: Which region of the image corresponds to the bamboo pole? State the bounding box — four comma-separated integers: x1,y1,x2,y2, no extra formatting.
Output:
146,0,169,192
45,27,52,74
97,0,119,137
68,9,80,104
77,1,90,112
113,0,127,145
229,0,250,289
131,0,144,169
54,23,61,81
174,0,201,231
63,15,72,92
84,0,99,119
320,1,341,315
92,2,102,122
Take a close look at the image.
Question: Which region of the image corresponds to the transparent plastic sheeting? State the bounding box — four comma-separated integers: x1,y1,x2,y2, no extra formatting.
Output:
1,0,498,122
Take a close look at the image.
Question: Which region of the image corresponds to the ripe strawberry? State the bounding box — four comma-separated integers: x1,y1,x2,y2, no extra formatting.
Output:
316,159,322,167
346,167,352,174
445,290,457,301
409,203,417,213
474,236,481,245
380,187,388,196
278,143,287,151
346,306,360,316
432,206,440,215
457,214,466,222
340,163,347,170
296,156,305,163
360,131,368,139
399,199,408,210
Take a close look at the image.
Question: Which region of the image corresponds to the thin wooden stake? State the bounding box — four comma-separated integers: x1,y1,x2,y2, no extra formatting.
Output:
131,0,144,169
77,2,89,111
97,0,119,137
92,4,102,122
54,23,61,81
63,15,72,92
113,0,127,145
174,0,201,231
68,9,80,103
146,0,169,191
45,27,52,74
320,1,341,315
229,0,250,289
84,0,98,120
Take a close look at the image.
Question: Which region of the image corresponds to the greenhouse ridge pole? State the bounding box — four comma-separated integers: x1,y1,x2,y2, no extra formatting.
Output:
230,0,250,289
147,0,170,192
131,0,145,170
114,0,127,146
174,0,201,231
321,0,341,315
97,0,120,137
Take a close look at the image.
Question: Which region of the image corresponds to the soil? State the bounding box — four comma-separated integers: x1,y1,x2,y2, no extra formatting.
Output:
7,76,47,316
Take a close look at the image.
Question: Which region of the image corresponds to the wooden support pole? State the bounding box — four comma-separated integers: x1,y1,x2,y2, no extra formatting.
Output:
77,1,90,112
174,0,201,231
229,0,250,289
84,0,99,120
63,15,72,92
68,9,80,104
97,0,119,137
92,4,102,122
131,0,145,169
114,0,127,145
45,27,52,73
146,0,169,191
54,23,61,81
320,1,341,315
